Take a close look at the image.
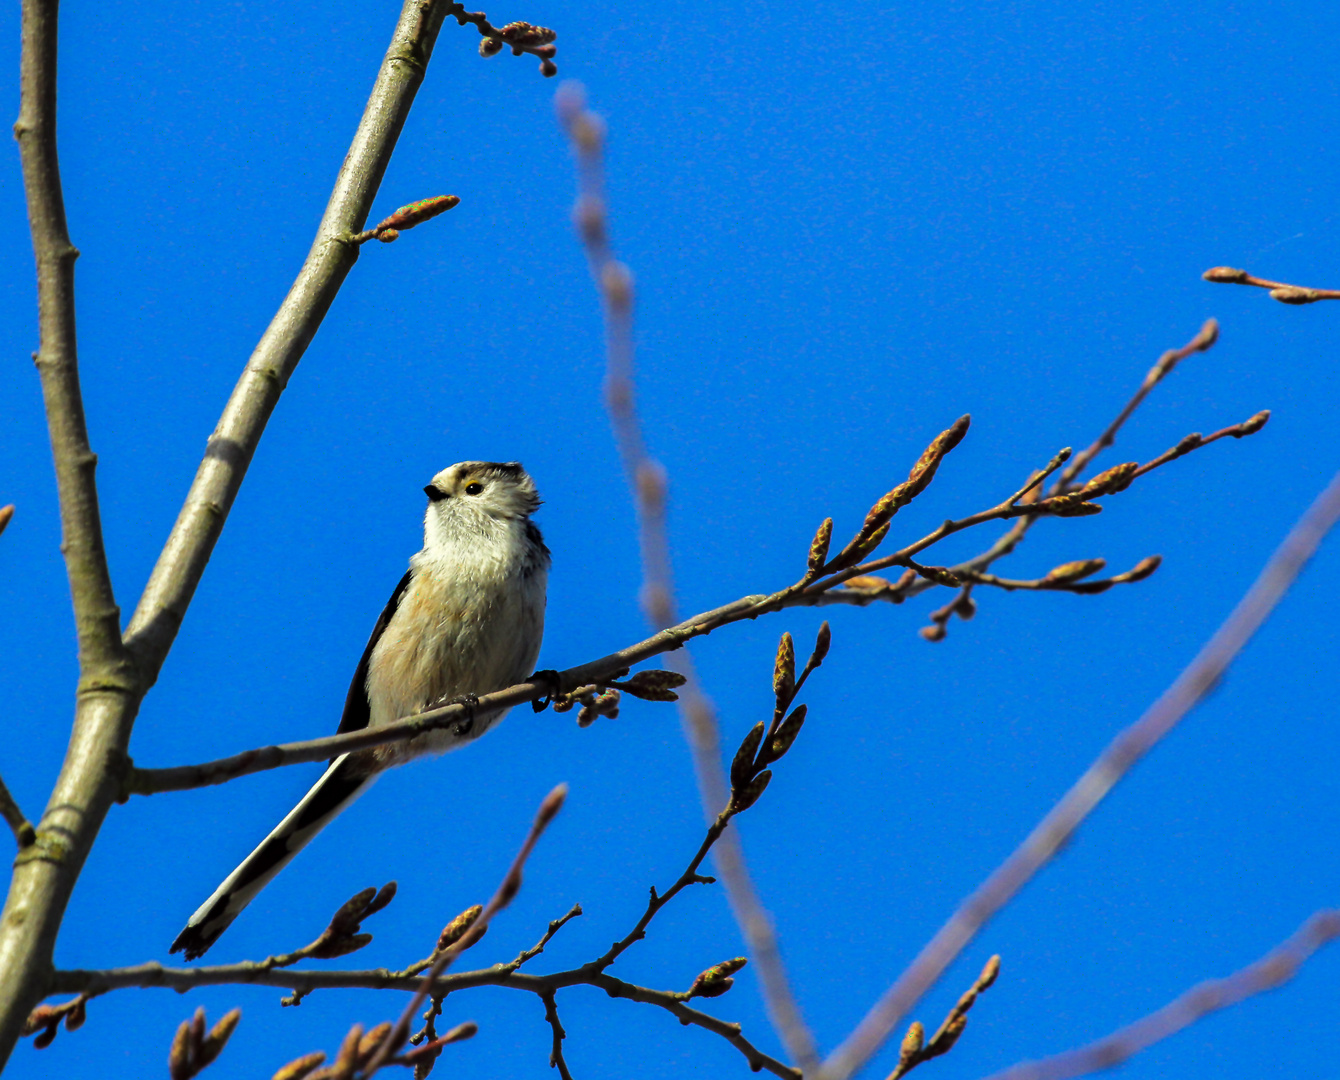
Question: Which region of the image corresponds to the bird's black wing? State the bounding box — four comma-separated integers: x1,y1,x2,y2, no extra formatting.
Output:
336,569,412,736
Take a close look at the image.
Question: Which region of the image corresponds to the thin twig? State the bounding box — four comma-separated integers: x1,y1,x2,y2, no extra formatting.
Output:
981,910,1340,1080
819,465,1340,1080
1055,319,1219,491
127,385,1265,798
360,783,567,1077
0,773,36,849
540,991,575,1080
557,81,820,1074
1203,266,1340,305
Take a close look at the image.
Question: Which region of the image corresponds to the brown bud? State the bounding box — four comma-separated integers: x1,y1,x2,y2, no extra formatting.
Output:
731,769,772,812
1043,558,1106,584
540,58,558,77
688,956,748,998
198,1008,242,1067
1175,432,1204,453
312,932,374,959
773,633,796,705
270,1052,328,1080
911,564,961,588
978,954,1001,989
1043,497,1103,517
617,669,687,701
375,227,400,243
919,624,947,642
765,704,807,763
953,594,977,620
900,1020,925,1061
536,782,568,828
0,504,13,537
936,1012,969,1053
730,722,765,789
329,887,378,935
1236,409,1270,436
842,574,894,592
1123,555,1162,582
1202,266,1248,283
479,36,504,57
377,195,461,233
808,517,833,572
168,1019,193,1080
437,905,484,952
63,997,87,1032
367,881,397,916
442,1021,479,1044
22,1005,56,1037
1270,286,1318,305
812,621,832,663
1080,461,1138,497
32,1022,58,1050
335,1023,364,1070
905,415,972,497
357,1022,393,1066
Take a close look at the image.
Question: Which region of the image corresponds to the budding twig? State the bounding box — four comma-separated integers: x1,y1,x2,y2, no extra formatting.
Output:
1203,266,1340,305
819,464,1340,1080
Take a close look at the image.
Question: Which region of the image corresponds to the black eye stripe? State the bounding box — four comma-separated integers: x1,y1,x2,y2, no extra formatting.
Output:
424,484,448,502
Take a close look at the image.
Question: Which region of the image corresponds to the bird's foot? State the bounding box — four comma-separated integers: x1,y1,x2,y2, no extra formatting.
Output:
445,693,479,738
530,669,563,712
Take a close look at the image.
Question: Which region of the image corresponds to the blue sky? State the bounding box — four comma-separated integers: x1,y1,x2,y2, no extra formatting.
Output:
2,1,1337,1078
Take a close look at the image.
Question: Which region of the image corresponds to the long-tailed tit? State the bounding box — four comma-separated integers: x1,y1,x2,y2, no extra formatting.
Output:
170,461,549,960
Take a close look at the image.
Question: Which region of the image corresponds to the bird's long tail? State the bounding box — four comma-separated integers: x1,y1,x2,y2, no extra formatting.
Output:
169,754,376,961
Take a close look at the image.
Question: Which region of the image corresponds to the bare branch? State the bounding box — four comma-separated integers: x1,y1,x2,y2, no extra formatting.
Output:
126,381,1262,798
360,782,567,1076
982,910,1340,1080
1056,318,1219,491
1,0,135,1060
1203,266,1340,305
0,771,36,849
819,465,1340,1080
540,991,574,1080
557,82,819,1074
0,3,469,1064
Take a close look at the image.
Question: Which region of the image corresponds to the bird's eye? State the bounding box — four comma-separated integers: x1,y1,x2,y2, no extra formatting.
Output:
464,482,484,496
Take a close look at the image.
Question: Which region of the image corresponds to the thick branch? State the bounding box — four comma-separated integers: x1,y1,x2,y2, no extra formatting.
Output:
820,465,1340,1080
0,2,453,1067
0,0,135,1063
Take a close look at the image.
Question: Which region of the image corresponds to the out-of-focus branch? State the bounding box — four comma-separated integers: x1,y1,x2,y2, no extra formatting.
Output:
820,465,1340,1080
1204,266,1340,305
556,81,820,1074
981,910,1340,1080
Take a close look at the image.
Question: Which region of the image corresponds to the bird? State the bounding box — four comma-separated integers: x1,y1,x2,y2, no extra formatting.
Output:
170,461,550,961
